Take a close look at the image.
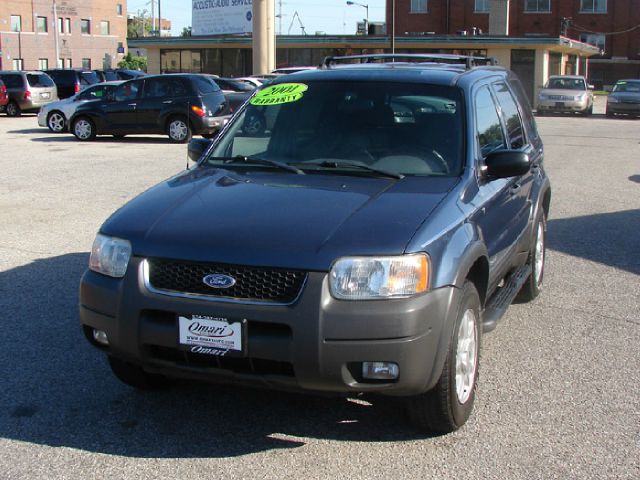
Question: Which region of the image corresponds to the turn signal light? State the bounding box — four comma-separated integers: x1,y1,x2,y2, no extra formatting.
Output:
191,105,206,117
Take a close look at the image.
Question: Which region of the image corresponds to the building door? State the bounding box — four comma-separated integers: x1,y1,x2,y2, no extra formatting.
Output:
510,49,535,105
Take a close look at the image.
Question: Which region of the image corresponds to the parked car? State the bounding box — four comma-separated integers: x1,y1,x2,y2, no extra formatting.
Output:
44,69,101,99
69,73,228,142
235,77,265,88
79,54,550,434
537,75,593,115
271,66,317,74
0,70,59,116
37,81,123,133
0,79,8,109
606,79,640,118
95,69,146,82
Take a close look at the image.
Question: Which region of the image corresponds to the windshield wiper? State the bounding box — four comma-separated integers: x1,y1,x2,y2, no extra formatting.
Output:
301,160,404,180
208,156,305,175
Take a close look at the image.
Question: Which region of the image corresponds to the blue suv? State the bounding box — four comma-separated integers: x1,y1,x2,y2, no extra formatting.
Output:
79,54,550,433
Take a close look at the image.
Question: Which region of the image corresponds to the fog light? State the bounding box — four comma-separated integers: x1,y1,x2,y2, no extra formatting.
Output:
362,362,399,380
93,329,109,346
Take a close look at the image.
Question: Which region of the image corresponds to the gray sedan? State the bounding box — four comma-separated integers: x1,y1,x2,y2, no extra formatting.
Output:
606,79,640,118
37,81,123,133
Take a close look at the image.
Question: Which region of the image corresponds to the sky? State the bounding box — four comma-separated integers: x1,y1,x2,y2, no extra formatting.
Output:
126,0,387,36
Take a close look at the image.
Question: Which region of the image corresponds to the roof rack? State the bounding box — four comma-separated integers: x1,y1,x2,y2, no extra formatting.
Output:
320,53,498,70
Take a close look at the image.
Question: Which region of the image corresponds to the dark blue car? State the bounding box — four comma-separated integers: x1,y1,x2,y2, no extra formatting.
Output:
80,55,551,434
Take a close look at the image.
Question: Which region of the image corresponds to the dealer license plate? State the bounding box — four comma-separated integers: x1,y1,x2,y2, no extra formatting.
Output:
178,315,244,355
41,92,50,99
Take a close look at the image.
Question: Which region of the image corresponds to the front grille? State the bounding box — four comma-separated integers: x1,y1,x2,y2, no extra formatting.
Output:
146,258,306,303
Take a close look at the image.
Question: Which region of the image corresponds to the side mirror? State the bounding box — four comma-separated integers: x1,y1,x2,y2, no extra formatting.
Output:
188,137,212,162
485,150,530,178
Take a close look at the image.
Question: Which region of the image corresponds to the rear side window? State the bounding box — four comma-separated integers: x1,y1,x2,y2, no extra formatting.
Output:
143,77,172,98
1,74,24,88
192,76,220,94
80,71,100,85
475,86,505,158
28,73,55,88
492,82,525,149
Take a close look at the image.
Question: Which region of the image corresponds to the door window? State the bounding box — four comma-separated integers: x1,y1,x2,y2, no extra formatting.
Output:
492,82,526,149
114,81,141,102
142,78,171,98
475,86,505,158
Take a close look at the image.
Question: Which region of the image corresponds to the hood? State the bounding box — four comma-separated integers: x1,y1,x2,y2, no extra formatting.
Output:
609,92,640,103
101,167,458,271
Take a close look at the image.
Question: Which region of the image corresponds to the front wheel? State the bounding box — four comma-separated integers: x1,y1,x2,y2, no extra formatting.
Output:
167,116,192,143
72,117,97,141
517,214,546,302
406,281,481,433
47,111,67,133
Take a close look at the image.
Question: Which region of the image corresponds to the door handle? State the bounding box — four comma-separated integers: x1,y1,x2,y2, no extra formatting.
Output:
510,183,522,195
127,103,137,107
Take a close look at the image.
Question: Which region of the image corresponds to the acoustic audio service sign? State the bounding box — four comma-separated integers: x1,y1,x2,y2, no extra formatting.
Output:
192,0,253,35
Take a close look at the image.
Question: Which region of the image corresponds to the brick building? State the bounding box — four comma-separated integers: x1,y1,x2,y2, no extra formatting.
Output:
0,0,128,71
388,0,640,87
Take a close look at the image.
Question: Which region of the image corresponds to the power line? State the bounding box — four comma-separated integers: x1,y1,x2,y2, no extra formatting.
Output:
569,21,640,36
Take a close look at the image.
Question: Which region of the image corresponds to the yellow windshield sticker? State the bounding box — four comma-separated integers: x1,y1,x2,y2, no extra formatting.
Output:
250,83,308,106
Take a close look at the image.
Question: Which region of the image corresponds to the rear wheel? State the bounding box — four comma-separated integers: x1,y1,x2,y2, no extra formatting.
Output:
167,116,192,143
517,214,546,302
6,101,21,117
47,111,66,133
406,281,481,433
72,116,97,141
108,356,172,390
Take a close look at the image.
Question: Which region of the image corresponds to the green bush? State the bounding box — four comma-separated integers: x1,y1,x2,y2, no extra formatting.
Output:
117,53,147,72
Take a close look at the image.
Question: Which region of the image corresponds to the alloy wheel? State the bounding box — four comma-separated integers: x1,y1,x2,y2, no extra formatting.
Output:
455,309,478,404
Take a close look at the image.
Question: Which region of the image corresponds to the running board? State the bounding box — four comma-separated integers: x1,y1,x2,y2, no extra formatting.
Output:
482,265,532,333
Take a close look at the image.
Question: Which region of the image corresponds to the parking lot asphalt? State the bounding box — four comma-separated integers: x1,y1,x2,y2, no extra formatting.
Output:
0,110,638,479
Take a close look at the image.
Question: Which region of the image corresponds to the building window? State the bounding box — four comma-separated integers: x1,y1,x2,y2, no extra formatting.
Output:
37,16,48,33
580,0,607,13
38,58,49,70
579,33,606,51
66,58,73,68
65,18,71,33
10,15,21,32
100,21,110,35
116,3,123,16
410,0,428,13
524,0,550,12
12,58,24,70
475,0,490,13
81,19,90,34
82,58,91,69
58,17,64,33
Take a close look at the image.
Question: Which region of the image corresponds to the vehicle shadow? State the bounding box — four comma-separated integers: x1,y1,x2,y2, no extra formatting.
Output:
547,209,640,275
629,175,640,184
0,254,425,459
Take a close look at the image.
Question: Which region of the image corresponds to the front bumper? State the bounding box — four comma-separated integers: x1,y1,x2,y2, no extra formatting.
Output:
537,98,589,113
79,257,460,396
607,102,640,115
37,109,48,127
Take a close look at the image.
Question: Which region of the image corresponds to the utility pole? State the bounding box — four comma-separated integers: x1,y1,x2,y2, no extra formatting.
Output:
150,0,155,34
253,0,275,75
53,0,61,67
158,0,162,36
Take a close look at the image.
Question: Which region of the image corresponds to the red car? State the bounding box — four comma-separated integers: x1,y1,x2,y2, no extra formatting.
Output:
0,79,8,109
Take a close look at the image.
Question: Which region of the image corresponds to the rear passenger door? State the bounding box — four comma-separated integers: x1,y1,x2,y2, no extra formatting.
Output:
104,80,143,131
137,77,172,131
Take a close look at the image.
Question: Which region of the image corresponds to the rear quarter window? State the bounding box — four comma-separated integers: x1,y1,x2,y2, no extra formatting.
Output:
192,76,220,94
27,73,55,88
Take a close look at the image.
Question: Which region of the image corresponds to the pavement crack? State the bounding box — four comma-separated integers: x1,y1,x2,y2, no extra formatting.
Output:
544,303,640,327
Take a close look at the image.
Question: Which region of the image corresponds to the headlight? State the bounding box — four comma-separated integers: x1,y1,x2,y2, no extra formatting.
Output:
89,233,132,278
576,93,587,101
607,97,619,103
329,254,429,300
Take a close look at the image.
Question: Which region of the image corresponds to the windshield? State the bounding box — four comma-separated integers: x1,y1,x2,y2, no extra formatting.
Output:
545,77,586,90
206,80,464,177
612,81,640,93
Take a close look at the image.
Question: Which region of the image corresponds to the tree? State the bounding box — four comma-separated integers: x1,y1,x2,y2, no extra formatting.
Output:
181,26,192,37
117,53,147,72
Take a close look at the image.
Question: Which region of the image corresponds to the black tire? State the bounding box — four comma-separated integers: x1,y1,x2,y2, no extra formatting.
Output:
6,101,21,117
47,111,67,133
108,356,172,390
72,116,97,141
536,109,544,117
517,214,546,302
606,109,614,118
167,116,192,143
406,281,481,434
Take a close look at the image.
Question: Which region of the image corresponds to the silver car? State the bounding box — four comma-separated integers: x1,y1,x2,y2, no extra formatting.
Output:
37,81,123,133
537,75,594,116
606,79,640,118
0,71,59,117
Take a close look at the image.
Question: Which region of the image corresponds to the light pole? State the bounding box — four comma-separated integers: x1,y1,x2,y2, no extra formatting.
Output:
391,0,395,54
346,1,369,34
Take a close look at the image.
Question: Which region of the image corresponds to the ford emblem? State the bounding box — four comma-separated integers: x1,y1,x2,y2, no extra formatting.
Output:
202,274,236,289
